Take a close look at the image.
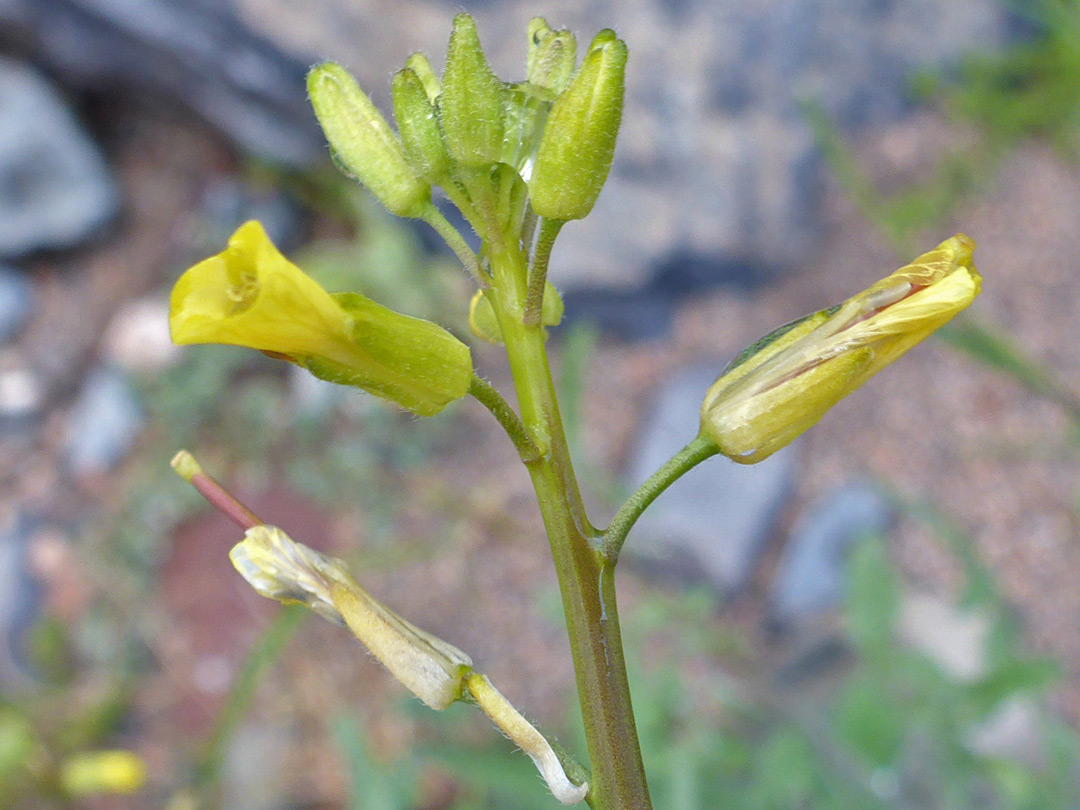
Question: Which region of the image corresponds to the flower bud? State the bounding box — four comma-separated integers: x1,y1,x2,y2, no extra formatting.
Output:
439,14,507,167
169,221,472,416
529,32,626,220
405,52,441,101
308,62,429,218
701,235,982,463
393,68,451,182
231,526,474,710
526,18,577,95
469,284,563,344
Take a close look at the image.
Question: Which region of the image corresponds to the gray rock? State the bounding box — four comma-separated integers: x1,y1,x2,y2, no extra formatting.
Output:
0,0,323,167
197,176,307,251
623,363,797,593
0,58,119,258
770,483,892,623
64,367,144,474
0,511,41,685
0,266,32,342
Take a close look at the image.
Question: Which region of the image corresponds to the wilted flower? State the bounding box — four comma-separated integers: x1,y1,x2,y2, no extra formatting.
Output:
169,220,472,416
701,234,982,463
231,525,474,710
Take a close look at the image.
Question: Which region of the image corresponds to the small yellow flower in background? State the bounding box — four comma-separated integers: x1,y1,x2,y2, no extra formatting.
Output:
169,220,473,416
59,750,146,796
701,234,981,463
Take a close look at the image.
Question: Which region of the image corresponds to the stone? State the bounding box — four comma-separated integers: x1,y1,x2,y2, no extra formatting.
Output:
0,58,119,258
101,297,180,375
770,483,892,624
622,363,797,593
897,591,990,682
0,0,324,167
0,354,43,418
0,510,40,685
196,176,307,252
63,367,144,475
0,266,32,342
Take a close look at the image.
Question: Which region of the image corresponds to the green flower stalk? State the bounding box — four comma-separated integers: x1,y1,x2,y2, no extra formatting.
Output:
701,234,982,463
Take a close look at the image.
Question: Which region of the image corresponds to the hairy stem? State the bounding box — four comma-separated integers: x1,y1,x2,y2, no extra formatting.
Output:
468,374,542,464
524,217,564,326
601,434,719,562
419,202,486,287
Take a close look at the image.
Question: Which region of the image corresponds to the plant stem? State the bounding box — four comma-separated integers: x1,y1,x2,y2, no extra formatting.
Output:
524,217,564,326
601,434,719,562
419,202,486,287
489,241,652,810
468,374,542,464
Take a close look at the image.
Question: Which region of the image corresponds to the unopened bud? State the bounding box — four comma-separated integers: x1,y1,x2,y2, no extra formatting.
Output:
701,235,982,463
308,62,429,218
469,284,563,343
526,18,577,95
439,14,507,167
529,32,626,220
231,526,473,710
405,52,441,101
393,68,451,182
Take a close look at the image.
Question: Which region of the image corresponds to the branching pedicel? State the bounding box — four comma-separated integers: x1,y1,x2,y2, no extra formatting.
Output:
169,15,980,810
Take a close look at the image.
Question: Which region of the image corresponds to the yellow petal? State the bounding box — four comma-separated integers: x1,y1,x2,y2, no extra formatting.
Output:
169,220,353,361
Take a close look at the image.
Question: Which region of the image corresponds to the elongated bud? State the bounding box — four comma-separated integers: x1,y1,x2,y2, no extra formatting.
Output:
467,673,588,804
469,284,563,343
526,18,577,95
529,32,626,220
439,14,506,167
308,63,429,218
405,52,441,101
393,68,451,182
231,526,473,710
169,221,473,416
701,235,982,463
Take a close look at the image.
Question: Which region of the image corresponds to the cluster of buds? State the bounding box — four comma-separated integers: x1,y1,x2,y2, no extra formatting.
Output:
308,14,626,231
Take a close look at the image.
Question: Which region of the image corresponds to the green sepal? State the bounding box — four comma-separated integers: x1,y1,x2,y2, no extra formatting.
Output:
493,163,529,238
439,14,507,167
469,284,563,344
393,68,451,182
529,32,627,220
300,292,473,417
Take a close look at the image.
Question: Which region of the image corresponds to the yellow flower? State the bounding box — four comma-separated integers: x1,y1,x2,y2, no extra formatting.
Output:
701,234,981,463
169,221,472,416
60,750,146,796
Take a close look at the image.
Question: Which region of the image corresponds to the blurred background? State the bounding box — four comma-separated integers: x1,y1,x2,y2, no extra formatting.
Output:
2,0,1080,807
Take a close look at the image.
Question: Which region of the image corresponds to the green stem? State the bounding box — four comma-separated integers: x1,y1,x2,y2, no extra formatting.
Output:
468,374,542,465
419,202,486,287
601,435,719,562
524,218,564,326
489,240,652,810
